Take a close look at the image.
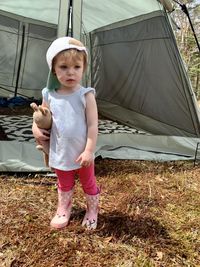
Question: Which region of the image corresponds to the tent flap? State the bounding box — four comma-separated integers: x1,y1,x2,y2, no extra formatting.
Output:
90,11,200,137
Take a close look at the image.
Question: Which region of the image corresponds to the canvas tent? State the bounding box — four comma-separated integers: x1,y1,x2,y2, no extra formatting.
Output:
0,0,200,172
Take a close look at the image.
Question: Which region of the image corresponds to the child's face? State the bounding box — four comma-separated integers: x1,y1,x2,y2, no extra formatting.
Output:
53,52,84,90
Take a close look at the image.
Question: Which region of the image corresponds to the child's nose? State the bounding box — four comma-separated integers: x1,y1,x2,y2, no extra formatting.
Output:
67,68,74,74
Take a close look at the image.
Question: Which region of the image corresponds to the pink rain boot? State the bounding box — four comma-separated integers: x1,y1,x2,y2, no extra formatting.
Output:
82,192,100,230
50,188,74,229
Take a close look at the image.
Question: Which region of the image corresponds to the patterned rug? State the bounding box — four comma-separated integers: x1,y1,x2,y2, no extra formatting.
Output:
0,115,148,142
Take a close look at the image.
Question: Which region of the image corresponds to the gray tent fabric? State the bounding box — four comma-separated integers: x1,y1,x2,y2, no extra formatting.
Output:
0,135,199,172
0,141,49,172
0,0,59,24
0,10,57,98
91,11,200,137
96,134,200,160
0,0,200,172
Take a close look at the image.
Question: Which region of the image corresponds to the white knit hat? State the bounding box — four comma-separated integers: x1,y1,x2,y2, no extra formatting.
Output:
46,36,87,90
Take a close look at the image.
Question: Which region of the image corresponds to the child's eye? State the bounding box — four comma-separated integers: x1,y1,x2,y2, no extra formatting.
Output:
60,65,67,69
75,65,81,69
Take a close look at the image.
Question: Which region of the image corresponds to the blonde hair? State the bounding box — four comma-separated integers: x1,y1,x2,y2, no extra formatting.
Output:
52,38,87,71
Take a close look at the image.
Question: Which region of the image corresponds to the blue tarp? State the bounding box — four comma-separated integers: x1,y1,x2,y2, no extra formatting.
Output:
0,97,40,108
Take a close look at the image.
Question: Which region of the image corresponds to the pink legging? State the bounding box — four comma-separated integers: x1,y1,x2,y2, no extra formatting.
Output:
54,164,98,195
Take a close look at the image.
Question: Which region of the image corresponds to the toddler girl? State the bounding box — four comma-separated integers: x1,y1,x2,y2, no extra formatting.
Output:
32,36,99,230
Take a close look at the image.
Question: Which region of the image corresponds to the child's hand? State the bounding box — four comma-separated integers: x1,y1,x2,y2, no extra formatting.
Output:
32,123,50,141
76,150,93,167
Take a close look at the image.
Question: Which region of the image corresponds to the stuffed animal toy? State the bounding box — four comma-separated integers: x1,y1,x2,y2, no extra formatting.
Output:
30,102,52,166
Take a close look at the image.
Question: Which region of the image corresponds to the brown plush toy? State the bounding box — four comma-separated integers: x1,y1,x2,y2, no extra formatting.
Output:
30,102,52,167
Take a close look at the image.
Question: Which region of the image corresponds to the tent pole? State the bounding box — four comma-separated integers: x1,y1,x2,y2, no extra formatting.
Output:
72,0,82,40
181,4,200,54
57,0,70,37
67,0,73,36
57,0,82,40
14,24,25,97
172,0,200,54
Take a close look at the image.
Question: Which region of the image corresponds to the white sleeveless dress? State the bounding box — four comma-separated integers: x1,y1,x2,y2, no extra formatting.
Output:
42,86,95,171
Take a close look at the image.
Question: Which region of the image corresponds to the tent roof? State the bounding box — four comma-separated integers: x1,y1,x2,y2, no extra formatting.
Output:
82,0,162,32
0,0,164,32
0,0,59,24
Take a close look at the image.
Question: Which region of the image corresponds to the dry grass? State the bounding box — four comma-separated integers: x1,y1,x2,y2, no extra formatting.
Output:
0,159,200,267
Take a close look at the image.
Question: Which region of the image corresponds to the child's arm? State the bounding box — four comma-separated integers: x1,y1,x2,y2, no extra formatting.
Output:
76,92,98,167
32,100,50,142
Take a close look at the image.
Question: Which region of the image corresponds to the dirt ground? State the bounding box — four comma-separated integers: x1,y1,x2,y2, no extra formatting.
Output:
0,159,200,267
